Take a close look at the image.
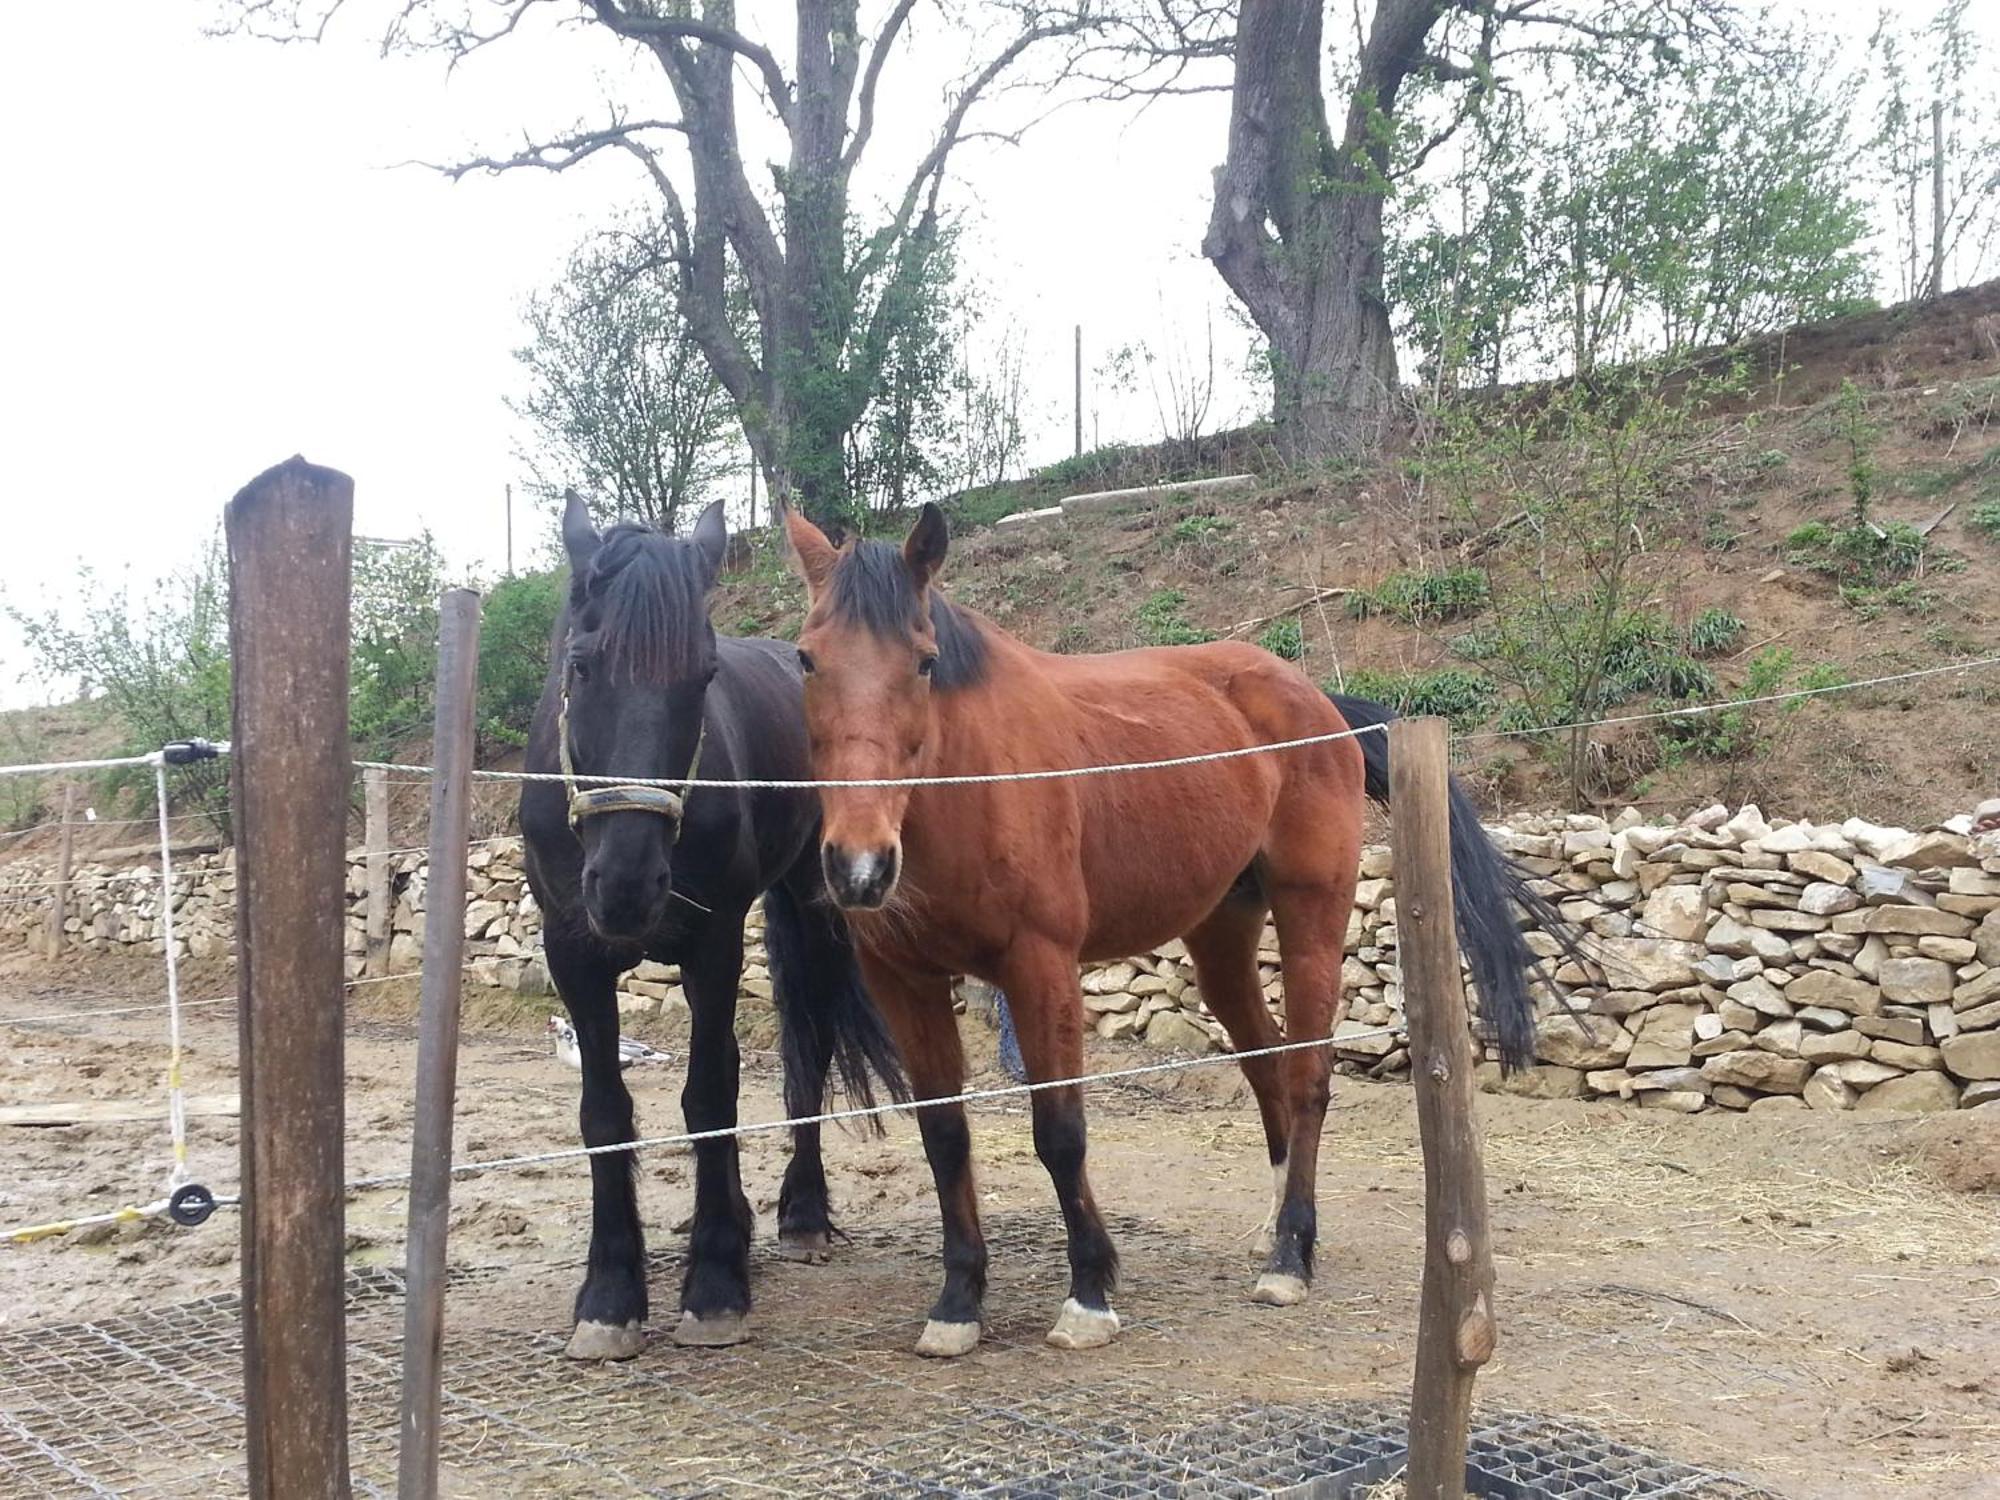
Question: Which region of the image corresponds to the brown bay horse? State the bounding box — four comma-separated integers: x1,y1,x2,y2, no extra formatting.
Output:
786,504,1576,1358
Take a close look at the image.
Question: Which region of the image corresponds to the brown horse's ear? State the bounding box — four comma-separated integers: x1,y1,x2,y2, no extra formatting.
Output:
903,502,949,592
785,508,838,598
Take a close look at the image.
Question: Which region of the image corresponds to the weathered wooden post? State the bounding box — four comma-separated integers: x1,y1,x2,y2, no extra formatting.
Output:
365,767,390,977
44,783,76,956
396,588,481,1500
1390,715,1496,1500
226,456,355,1500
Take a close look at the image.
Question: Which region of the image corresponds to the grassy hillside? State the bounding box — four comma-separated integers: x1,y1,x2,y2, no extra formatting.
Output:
716,279,2000,827
5,281,1996,856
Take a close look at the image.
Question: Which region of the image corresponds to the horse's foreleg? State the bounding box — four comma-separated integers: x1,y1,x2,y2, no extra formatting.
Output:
1000,942,1121,1352
548,937,648,1362
1183,899,1292,1258
857,954,984,1357
674,930,756,1347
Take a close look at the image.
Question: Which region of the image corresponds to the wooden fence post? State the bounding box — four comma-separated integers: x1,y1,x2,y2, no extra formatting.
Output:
365,768,390,977
226,456,355,1500
396,588,481,1500
1390,716,1496,1500
45,783,76,956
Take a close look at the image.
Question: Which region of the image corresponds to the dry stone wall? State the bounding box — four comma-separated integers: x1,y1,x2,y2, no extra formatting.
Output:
6,804,1996,1114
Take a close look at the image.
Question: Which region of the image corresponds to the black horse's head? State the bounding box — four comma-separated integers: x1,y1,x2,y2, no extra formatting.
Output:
559,491,727,942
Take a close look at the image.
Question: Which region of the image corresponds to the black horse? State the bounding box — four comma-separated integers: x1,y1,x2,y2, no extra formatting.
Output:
521,495,904,1361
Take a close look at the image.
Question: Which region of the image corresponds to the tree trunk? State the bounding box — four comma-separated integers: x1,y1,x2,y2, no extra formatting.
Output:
1268,193,1400,460
1205,0,1444,466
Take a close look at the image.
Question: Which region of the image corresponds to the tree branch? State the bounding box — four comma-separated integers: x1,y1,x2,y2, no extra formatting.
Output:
421,117,687,182
843,0,921,171
587,0,794,128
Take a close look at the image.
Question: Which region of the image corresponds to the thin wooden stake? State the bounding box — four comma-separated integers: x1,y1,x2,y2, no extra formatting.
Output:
396,588,482,1500
226,456,355,1500
365,768,390,977
1390,715,1495,1500
1930,100,1945,301
45,783,76,956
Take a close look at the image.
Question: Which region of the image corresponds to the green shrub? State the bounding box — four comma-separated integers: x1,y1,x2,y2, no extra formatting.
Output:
476,569,563,750
1785,517,1926,585
1135,588,1212,646
1686,607,1745,656
1347,566,1490,624
1257,617,1304,661
1970,501,2000,542
1337,667,1497,729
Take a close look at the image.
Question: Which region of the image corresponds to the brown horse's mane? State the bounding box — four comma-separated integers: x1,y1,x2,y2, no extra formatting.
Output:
825,539,989,689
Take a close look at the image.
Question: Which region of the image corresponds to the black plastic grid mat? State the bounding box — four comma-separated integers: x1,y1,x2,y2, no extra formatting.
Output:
0,1233,1782,1499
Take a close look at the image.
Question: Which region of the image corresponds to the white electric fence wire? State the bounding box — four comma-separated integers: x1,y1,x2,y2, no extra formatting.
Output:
153,762,191,1191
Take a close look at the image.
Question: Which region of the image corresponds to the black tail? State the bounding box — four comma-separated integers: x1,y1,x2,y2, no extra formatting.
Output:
762,879,910,1127
1329,693,1592,1074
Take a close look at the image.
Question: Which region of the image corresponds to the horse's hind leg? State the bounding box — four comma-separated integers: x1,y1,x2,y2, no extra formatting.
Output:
1255,794,1362,1309
1182,895,1292,1258
761,882,838,1264
998,941,1121,1352
547,933,649,1361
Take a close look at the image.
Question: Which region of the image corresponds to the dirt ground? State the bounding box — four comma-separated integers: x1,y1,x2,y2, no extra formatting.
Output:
2,952,1998,1499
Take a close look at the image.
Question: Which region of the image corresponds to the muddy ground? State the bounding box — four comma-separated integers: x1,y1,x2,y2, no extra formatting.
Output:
2,953,1997,1498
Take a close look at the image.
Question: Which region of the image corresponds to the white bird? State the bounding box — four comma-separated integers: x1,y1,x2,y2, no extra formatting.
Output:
546,1014,673,1072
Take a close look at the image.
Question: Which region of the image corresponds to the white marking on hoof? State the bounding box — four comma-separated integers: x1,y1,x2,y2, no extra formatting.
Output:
1251,1272,1309,1307
671,1309,750,1347
1045,1298,1121,1351
565,1319,644,1361
776,1230,832,1265
915,1319,982,1358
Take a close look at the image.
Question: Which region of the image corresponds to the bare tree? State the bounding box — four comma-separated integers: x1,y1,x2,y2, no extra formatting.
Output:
512,228,742,533
218,0,1103,530
1198,0,1740,464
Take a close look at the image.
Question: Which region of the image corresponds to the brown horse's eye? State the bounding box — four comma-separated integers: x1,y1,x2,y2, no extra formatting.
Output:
917,654,938,678
796,648,816,676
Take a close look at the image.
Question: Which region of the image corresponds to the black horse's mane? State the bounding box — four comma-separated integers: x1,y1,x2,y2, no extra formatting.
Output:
571,524,712,684
825,539,989,689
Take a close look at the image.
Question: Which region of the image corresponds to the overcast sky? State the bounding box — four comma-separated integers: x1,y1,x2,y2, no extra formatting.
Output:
0,0,1990,706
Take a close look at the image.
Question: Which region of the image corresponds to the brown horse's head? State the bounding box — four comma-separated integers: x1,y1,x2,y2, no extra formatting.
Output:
787,503,983,911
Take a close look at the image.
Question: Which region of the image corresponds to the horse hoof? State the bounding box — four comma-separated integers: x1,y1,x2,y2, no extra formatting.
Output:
776,1230,832,1265
915,1319,981,1358
1251,1272,1309,1307
672,1310,751,1348
1045,1299,1120,1351
566,1319,644,1361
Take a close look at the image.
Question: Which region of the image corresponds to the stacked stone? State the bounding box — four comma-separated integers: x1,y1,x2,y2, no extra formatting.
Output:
1524,805,2000,1114
7,810,1999,1118
0,850,237,962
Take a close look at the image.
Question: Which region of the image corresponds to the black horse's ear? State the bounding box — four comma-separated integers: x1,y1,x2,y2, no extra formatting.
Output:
903,502,949,591
689,500,727,589
561,490,600,569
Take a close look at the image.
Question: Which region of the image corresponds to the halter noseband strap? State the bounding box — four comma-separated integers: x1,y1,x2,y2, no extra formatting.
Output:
557,647,706,841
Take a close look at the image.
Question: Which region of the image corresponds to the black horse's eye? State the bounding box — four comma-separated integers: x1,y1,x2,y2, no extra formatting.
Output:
570,658,591,684
797,648,816,675
917,654,938,678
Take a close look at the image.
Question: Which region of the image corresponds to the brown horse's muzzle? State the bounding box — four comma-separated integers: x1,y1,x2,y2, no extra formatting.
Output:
822,840,901,910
